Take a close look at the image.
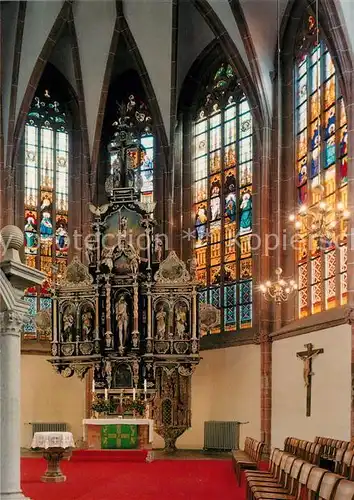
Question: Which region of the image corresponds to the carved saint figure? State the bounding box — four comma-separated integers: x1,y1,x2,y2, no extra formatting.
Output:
188,255,197,280
115,296,129,347
119,216,128,241
82,310,93,340
63,311,75,342
154,234,163,262
105,330,113,349
156,305,167,340
101,245,114,272
176,304,187,339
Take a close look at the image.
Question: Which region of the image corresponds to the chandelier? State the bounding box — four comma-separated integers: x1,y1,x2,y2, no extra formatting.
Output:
289,185,350,242
259,268,298,304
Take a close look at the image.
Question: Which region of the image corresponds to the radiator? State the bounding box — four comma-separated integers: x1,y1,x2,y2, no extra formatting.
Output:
31,423,68,436
204,421,240,451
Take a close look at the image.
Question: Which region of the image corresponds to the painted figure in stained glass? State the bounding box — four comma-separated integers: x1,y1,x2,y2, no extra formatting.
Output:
40,211,53,238
298,158,307,186
225,191,237,222
311,124,320,149
340,125,348,156
24,213,38,253
210,178,221,221
195,205,207,243
325,108,335,138
239,190,252,233
325,136,336,166
40,193,52,212
340,157,348,184
55,218,68,254
311,147,320,177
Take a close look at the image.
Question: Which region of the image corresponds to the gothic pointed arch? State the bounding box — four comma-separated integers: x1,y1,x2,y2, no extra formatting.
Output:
18,63,79,341
280,0,351,324
178,41,263,347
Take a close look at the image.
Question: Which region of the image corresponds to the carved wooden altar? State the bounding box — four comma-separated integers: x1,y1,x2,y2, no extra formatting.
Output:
49,96,201,451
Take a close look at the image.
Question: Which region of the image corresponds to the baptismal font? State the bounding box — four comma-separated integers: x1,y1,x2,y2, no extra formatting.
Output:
49,96,201,452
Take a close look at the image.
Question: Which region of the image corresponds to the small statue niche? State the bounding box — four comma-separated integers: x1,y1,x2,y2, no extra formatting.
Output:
114,294,131,349
80,304,94,341
174,302,189,340
155,302,169,340
61,304,76,342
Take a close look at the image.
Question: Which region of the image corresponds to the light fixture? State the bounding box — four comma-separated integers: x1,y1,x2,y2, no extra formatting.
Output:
289,185,349,242
259,268,298,304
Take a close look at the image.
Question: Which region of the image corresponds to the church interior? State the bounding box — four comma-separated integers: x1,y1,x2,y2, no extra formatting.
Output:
0,0,354,498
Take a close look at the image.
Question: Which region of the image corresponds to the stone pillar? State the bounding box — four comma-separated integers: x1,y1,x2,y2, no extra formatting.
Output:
0,226,45,500
1,311,28,499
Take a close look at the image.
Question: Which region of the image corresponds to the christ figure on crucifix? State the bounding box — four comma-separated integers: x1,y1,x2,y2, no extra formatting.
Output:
296,343,324,416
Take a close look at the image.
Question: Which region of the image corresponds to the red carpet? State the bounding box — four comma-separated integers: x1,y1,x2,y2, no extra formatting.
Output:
21,458,244,499
70,449,148,462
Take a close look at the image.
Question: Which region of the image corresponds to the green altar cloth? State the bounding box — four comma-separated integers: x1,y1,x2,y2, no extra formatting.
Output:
101,424,138,449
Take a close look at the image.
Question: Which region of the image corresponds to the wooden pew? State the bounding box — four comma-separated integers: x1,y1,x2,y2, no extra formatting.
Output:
232,436,264,485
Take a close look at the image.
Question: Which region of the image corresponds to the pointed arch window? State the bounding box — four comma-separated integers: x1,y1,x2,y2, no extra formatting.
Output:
294,15,348,317
23,90,69,339
109,96,155,207
193,64,253,332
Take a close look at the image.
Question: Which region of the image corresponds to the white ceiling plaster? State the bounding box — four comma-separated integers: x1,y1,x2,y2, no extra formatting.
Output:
207,0,252,77
73,0,116,157
337,0,354,65
16,0,65,123
49,33,77,96
123,0,173,142
177,0,214,98
2,1,20,161
240,0,288,115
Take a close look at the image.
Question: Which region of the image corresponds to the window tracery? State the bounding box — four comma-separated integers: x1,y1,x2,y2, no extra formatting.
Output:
294,15,348,317
23,90,69,339
193,63,253,333
109,96,154,207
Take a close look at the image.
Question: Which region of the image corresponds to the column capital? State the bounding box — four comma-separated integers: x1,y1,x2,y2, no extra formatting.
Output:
0,310,26,337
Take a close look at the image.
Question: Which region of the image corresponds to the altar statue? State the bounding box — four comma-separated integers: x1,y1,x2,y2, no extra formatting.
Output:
62,310,75,342
82,310,93,340
156,305,167,340
176,304,187,339
115,296,129,347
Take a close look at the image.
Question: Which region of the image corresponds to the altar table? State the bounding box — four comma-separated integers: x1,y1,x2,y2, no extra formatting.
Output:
82,418,154,450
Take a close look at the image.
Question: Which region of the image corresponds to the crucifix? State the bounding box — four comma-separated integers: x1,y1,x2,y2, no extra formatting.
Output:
296,343,324,417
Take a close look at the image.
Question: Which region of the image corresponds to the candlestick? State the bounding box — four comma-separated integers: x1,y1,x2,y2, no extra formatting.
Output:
105,388,108,400
144,379,147,394
133,388,136,401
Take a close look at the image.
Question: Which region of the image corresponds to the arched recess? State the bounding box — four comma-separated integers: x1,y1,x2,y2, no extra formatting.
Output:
278,0,353,328
177,40,265,349
94,13,169,234
17,63,82,342
7,1,90,233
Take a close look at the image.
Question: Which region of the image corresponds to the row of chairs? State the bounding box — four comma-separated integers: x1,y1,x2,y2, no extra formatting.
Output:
315,436,353,461
232,437,264,485
334,448,354,480
284,437,322,465
245,448,354,500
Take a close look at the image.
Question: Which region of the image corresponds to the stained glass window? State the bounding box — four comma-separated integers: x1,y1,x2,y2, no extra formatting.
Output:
295,16,348,318
193,63,253,332
23,90,69,339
